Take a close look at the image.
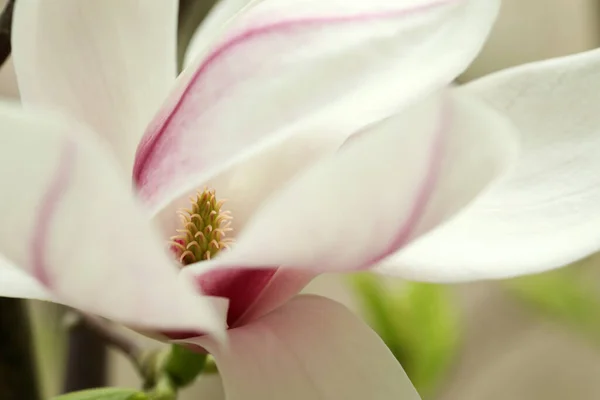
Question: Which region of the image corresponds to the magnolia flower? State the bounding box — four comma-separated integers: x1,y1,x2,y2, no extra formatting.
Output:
1,0,600,398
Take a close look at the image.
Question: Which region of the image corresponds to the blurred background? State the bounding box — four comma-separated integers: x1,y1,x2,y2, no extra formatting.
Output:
2,0,600,399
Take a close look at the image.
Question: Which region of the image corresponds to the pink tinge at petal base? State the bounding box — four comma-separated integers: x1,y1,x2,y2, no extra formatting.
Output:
165,267,315,339
197,268,277,327
195,267,316,328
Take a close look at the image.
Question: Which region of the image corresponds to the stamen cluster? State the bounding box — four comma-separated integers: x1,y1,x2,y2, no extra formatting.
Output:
169,188,233,265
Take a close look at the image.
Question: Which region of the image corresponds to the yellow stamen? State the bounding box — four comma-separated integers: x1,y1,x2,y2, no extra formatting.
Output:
169,188,233,266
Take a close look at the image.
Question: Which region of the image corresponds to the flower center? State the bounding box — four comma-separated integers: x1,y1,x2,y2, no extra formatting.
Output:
169,188,233,265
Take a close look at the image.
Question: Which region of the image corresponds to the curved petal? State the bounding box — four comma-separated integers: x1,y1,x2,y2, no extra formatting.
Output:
182,295,420,400
183,91,518,274
0,256,51,300
134,0,499,211
0,102,222,333
379,49,600,281
12,0,178,170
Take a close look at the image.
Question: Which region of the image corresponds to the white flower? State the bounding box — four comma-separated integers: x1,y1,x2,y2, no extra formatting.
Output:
0,0,598,398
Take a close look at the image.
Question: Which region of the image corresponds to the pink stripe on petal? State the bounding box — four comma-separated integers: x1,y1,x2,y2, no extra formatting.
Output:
359,100,449,269
133,0,459,192
31,139,77,288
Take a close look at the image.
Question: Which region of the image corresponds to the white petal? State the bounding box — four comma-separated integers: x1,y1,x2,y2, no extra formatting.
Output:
184,91,518,274
134,0,499,211
183,295,420,400
0,102,222,333
381,49,600,281
12,0,178,170
0,255,51,300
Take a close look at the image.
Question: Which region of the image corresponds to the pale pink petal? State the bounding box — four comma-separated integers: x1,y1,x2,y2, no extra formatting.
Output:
182,295,420,400
379,49,600,281
12,0,177,170
183,91,518,274
0,256,51,300
134,0,499,212
0,102,222,333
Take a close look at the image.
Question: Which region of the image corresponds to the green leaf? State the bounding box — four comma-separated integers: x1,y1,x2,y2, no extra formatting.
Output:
162,344,207,387
505,266,600,344
349,275,460,397
51,387,146,400
406,283,460,395
349,274,411,363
